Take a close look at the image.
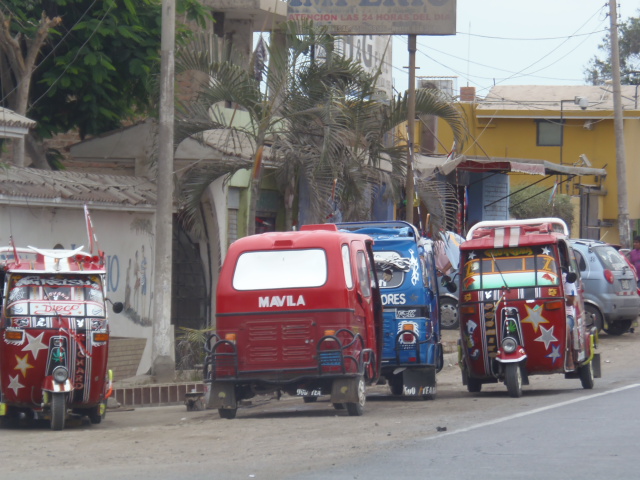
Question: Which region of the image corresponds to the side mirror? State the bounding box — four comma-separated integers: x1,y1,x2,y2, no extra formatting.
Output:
111,301,124,314
565,272,577,284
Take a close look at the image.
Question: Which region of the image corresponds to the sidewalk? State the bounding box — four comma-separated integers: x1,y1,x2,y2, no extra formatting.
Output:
110,329,461,409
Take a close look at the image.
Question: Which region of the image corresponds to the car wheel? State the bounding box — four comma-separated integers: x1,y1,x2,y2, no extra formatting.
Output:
440,297,459,330
584,304,603,332
603,319,633,336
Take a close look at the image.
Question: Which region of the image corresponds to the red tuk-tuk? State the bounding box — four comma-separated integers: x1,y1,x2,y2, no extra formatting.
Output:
204,224,383,418
0,210,122,430
458,218,600,397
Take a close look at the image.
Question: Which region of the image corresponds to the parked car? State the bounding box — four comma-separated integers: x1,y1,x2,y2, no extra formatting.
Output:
570,239,640,335
435,231,465,330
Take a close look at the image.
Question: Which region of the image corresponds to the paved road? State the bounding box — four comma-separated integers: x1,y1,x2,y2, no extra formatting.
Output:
1,330,638,480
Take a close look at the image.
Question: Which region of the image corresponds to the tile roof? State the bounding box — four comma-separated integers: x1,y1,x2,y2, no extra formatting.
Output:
0,166,156,211
0,107,36,129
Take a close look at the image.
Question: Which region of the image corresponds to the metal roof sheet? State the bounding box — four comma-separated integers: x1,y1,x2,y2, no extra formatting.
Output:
0,167,156,211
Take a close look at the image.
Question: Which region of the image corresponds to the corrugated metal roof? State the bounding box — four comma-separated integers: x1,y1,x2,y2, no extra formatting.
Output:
477,85,640,115
0,107,36,128
0,166,156,211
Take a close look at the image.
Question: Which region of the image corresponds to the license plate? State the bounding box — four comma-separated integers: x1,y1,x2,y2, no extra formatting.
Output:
296,389,322,397
621,279,630,290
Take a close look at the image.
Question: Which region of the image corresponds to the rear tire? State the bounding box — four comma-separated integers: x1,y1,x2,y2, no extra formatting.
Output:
505,363,523,398
585,304,603,332
466,376,482,393
388,374,403,396
579,360,595,389
88,405,104,424
603,319,632,336
303,396,318,403
440,297,459,330
346,377,366,416
218,408,237,419
50,393,66,431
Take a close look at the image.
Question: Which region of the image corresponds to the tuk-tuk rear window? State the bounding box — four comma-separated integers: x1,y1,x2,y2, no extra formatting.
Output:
233,249,328,290
462,246,559,290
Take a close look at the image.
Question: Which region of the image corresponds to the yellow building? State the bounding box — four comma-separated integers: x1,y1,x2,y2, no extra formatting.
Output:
427,85,640,244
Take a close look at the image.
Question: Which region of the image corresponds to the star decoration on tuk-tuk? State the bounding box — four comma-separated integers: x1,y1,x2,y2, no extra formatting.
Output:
534,325,558,350
545,344,562,364
7,374,24,395
21,332,48,360
521,304,550,332
13,354,34,377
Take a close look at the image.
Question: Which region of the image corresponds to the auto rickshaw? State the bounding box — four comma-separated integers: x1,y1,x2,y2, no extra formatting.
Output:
457,218,600,397
0,244,123,429
204,224,382,418
337,221,443,398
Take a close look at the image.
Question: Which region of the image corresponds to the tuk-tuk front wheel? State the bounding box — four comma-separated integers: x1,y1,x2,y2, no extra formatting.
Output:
505,363,523,398
346,377,366,416
50,392,67,431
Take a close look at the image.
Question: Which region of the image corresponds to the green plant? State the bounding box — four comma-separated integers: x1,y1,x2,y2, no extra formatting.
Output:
175,326,215,372
509,184,575,228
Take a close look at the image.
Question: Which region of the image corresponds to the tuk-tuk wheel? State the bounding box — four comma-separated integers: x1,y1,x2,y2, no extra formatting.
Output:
579,361,595,390
466,377,482,393
218,408,237,420
346,377,366,416
50,392,67,431
88,405,104,424
303,396,318,403
505,363,523,398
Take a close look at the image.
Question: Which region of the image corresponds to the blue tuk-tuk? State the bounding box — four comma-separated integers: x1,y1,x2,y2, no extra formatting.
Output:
337,221,443,398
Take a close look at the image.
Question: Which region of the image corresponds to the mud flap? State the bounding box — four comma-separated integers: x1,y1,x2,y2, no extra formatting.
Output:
330,378,361,404
592,352,602,378
207,383,236,409
402,368,436,396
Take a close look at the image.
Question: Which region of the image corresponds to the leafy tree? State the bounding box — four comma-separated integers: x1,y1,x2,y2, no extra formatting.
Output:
585,13,640,85
175,22,467,237
509,184,575,229
0,0,208,168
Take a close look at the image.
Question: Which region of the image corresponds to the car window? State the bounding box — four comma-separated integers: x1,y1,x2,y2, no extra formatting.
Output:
594,246,627,270
573,249,587,272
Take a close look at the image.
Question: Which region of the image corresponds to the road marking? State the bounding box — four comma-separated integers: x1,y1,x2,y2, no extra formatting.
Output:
433,383,640,439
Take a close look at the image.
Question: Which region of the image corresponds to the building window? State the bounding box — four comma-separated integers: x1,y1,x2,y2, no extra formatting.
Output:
536,119,563,146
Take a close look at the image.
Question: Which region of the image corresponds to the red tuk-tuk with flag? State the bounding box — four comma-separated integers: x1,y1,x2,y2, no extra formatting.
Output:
204,224,382,418
0,207,122,429
458,218,600,397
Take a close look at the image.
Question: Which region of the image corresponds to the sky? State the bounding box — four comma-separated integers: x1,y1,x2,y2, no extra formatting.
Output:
390,0,639,98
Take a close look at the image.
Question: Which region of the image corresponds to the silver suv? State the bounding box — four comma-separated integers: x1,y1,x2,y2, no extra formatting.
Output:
570,239,640,335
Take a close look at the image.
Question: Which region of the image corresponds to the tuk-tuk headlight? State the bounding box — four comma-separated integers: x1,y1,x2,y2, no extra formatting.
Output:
52,366,69,384
502,337,518,354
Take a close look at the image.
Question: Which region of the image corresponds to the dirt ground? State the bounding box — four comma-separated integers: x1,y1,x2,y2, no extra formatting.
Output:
2,328,639,480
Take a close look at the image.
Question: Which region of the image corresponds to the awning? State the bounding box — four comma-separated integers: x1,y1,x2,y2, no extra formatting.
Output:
415,154,607,178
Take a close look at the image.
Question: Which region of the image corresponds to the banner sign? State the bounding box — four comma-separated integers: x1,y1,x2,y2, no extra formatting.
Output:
287,0,456,35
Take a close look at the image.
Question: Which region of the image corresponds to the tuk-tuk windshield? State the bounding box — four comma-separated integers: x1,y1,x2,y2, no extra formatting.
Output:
233,249,328,290
6,274,105,317
462,246,559,291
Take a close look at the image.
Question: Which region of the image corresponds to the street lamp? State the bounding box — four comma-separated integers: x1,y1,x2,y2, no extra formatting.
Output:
559,96,588,165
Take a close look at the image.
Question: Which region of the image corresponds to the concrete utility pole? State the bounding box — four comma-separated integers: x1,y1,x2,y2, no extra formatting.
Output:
405,34,417,226
609,1,631,248
152,0,176,381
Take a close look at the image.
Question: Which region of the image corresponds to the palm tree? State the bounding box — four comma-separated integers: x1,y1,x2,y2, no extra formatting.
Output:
175,21,467,237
